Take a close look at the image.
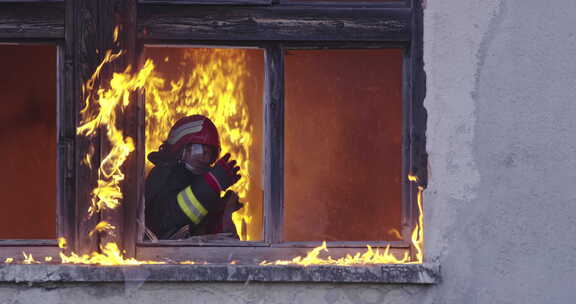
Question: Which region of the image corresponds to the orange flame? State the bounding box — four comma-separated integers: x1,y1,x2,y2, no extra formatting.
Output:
89,221,117,237
387,228,403,240
113,26,120,43
22,252,39,264
260,241,411,266
260,176,424,266
59,241,165,266
412,182,425,263
143,48,257,240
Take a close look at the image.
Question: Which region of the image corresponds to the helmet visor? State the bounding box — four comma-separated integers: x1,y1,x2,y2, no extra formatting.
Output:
185,143,217,164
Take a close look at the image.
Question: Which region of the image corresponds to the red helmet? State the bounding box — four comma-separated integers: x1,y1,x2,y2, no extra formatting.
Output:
165,115,220,156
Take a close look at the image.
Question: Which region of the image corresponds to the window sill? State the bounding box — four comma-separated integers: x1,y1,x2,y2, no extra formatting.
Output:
0,263,439,284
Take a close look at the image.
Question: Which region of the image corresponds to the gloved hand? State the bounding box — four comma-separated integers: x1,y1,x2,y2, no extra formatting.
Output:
222,190,244,213
203,153,241,193
221,190,244,236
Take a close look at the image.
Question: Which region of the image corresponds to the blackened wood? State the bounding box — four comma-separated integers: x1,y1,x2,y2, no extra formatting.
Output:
0,0,63,2
137,42,404,50
138,240,269,247
410,0,426,187
140,0,270,5
271,241,410,248
0,3,64,39
115,0,139,258
138,6,410,42
62,1,80,255
0,240,57,247
407,0,426,260
67,0,99,255
135,69,147,244
137,240,409,248
90,0,138,257
57,45,76,251
67,0,137,255
264,46,284,244
137,246,410,264
282,42,406,49
279,1,408,8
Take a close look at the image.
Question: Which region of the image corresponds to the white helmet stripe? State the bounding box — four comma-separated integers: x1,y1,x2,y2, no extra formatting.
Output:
167,120,204,145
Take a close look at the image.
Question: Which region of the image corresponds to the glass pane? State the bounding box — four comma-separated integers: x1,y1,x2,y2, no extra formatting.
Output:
284,49,403,242
143,47,264,241
0,45,57,239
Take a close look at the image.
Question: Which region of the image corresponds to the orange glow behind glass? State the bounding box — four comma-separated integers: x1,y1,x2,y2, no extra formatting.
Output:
0,45,56,239
284,49,404,242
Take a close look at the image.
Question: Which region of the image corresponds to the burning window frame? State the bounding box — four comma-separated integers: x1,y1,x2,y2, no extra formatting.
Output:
0,0,426,266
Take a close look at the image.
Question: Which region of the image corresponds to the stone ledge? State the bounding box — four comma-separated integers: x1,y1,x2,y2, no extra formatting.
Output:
0,263,439,284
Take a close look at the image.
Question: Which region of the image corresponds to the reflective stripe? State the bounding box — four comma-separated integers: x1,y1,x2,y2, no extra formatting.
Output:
177,186,208,224
177,192,199,224
167,120,204,144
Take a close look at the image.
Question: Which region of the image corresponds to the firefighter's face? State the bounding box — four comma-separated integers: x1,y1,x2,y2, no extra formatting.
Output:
182,144,217,174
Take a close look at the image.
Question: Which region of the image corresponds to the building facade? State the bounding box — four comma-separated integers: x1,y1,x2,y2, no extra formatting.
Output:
1,0,576,303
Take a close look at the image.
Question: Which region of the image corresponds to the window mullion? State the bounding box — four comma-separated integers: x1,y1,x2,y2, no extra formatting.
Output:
406,0,426,260
264,45,285,244
57,44,75,247
401,46,413,243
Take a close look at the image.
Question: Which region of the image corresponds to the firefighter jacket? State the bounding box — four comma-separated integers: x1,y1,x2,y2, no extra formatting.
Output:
145,161,225,240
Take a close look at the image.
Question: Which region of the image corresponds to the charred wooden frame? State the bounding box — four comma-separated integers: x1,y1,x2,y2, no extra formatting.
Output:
0,0,426,263
0,1,65,259
137,6,411,42
132,0,426,261
139,0,408,7
264,45,285,244
0,2,64,40
140,0,271,5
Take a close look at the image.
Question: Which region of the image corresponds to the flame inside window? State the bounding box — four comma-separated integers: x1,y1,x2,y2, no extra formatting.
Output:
142,47,264,241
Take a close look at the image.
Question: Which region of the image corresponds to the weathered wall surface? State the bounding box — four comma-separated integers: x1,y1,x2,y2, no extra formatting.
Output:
424,0,576,302
0,283,429,304
3,0,576,303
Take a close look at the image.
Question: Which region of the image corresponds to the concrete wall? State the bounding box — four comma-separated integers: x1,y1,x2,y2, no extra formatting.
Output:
0,283,430,304
425,0,576,302
3,0,576,303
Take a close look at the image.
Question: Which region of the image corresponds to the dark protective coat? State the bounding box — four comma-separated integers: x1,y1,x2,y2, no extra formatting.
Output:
145,161,226,240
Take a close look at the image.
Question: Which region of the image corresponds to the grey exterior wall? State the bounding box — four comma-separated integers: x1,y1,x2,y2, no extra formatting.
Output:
424,0,576,302
2,0,576,303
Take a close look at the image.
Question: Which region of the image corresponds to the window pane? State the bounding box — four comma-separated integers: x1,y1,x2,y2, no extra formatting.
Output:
143,47,264,241
0,45,57,239
284,49,403,242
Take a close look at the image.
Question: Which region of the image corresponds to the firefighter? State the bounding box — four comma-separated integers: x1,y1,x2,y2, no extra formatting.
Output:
144,115,243,240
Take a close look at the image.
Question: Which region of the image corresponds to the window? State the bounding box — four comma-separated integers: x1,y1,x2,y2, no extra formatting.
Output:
0,0,426,265
131,0,426,263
